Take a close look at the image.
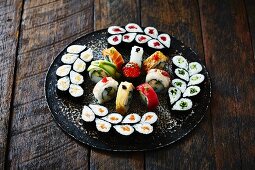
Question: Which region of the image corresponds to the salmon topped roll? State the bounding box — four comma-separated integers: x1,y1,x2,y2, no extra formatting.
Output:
102,47,124,70
143,51,168,72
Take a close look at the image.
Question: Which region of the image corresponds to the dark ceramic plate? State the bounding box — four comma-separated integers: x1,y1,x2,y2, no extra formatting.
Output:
45,29,211,151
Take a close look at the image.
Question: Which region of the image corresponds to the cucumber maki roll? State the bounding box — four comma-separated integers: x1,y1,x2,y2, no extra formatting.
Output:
145,69,171,93
174,68,189,82
183,86,201,97
168,87,181,104
188,73,205,86
172,98,193,111
93,77,119,104
172,55,188,70
188,62,202,76
61,53,78,64
116,82,134,114
172,78,187,93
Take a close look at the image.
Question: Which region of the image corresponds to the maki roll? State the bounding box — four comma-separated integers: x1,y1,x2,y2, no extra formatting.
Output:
125,23,143,33
122,113,141,124
136,83,159,110
81,105,95,122
95,119,111,133
135,34,152,45
108,26,126,34
188,62,203,76
70,71,84,85
88,66,110,83
56,65,71,77
147,39,164,50
80,48,93,62
183,86,201,97
188,74,205,86
145,69,171,93
102,47,124,70
129,46,144,67
101,113,123,124
172,98,193,111
56,76,70,95
172,78,187,93
73,58,86,73
140,112,158,124
107,34,122,46
172,55,188,70
144,27,158,39
116,81,134,114
143,51,168,72
69,84,84,98
133,123,153,135
174,68,189,82
93,77,119,104
122,62,141,80
61,53,78,64
122,33,136,44
113,125,134,136
67,45,86,54
158,33,171,48
168,87,181,104
89,104,108,117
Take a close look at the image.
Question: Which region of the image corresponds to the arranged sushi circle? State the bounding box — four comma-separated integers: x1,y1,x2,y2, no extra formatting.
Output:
46,27,211,151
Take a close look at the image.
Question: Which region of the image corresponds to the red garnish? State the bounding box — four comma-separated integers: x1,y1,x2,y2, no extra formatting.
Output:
113,36,119,42
161,36,166,41
153,54,159,61
161,70,170,77
122,62,141,78
124,35,129,39
113,28,122,32
138,36,146,42
149,29,154,34
101,77,108,83
153,41,160,47
128,25,136,29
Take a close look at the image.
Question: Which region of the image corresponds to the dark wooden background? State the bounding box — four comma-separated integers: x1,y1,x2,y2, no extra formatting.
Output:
1,0,254,169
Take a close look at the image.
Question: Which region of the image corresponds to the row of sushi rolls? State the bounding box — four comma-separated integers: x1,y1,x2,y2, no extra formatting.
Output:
55,23,205,136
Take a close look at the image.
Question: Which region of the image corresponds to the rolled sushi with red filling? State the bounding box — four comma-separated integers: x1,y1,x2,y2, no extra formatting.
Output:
144,27,158,39
125,23,143,33
108,26,126,34
122,33,137,43
136,83,159,111
107,34,122,46
135,34,152,45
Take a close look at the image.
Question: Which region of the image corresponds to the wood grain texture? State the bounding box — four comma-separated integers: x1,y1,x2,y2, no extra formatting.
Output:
7,0,94,168
245,0,255,58
141,0,216,169
90,0,144,169
0,0,23,169
199,0,255,169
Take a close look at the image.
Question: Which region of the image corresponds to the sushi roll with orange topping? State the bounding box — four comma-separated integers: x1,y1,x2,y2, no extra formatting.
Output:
143,51,168,72
102,47,124,71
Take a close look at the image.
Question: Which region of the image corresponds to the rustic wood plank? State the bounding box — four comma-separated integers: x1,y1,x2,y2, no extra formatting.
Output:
199,0,255,169
141,0,216,169
0,0,23,169
90,1,144,170
7,0,94,168
245,0,255,57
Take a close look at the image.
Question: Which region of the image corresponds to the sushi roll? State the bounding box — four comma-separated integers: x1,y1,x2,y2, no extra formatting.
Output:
67,45,86,54
172,55,188,70
158,33,171,48
102,47,124,70
183,86,201,97
122,113,141,124
88,66,110,83
135,34,152,45
122,62,141,80
136,83,159,110
56,65,71,77
168,87,181,104
116,82,134,114
174,68,189,82
143,51,169,72
129,46,144,67
145,69,171,93
147,39,164,49
122,33,137,44
89,104,108,117
56,76,70,95
80,48,93,62
113,125,134,136
61,53,78,64
101,113,123,124
125,23,143,33
70,71,84,85
95,119,111,133
81,105,95,122
133,123,153,135
172,78,187,93
140,112,158,124
172,98,193,111
69,84,84,98
107,34,122,46
93,77,119,104
108,26,126,34
188,74,205,86
189,62,203,76
144,27,158,39
73,58,86,73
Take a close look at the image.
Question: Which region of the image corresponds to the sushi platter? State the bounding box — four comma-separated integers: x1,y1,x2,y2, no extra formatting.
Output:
45,23,211,151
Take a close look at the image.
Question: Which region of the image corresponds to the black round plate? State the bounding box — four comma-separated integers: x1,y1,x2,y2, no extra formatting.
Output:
45,29,211,151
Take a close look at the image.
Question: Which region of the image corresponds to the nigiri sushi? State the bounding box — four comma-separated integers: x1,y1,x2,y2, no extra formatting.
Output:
102,47,124,71
116,82,134,114
143,51,168,72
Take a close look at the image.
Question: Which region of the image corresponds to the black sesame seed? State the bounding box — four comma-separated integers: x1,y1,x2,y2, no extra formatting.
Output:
136,48,140,52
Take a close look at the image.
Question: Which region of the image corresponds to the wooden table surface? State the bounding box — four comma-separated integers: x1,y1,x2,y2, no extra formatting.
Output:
1,0,255,169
